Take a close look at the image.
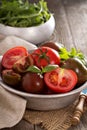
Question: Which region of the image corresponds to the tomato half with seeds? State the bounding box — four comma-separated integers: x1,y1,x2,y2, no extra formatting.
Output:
44,68,78,93
1,46,28,69
31,47,60,68
13,54,34,73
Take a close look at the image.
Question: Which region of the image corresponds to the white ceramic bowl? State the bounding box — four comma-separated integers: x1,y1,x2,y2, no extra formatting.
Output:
0,39,87,111
0,54,87,111
0,15,55,45
0,77,87,111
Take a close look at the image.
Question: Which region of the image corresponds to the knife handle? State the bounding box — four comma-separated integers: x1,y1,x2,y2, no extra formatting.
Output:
72,94,86,125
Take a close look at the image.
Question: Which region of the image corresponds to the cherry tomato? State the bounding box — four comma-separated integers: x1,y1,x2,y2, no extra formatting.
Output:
22,72,44,94
44,68,78,93
1,46,28,69
31,46,60,68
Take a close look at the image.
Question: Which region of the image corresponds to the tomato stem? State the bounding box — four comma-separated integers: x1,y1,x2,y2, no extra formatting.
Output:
33,48,50,64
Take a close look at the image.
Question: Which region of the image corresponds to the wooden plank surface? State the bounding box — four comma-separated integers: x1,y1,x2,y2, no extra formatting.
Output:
61,0,87,55
1,0,87,130
1,120,34,130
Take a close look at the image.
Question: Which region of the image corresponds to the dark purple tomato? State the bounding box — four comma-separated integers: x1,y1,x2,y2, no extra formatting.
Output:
22,72,44,94
40,42,64,51
13,54,34,73
42,85,55,94
2,69,21,87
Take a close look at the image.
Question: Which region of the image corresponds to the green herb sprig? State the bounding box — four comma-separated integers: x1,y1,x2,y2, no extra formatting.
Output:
26,64,58,74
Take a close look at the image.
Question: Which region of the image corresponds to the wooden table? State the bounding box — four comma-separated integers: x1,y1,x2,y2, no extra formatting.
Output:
1,0,87,130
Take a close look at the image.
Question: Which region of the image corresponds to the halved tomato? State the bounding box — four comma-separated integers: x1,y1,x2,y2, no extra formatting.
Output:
13,54,34,73
44,68,78,93
1,46,28,69
31,46,60,68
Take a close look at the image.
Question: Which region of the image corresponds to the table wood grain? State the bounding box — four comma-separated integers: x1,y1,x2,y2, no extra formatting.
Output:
1,0,87,130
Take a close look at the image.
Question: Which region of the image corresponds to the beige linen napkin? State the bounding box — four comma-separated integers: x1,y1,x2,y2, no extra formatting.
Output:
0,35,37,54
0,86,26,129
0,35,37,129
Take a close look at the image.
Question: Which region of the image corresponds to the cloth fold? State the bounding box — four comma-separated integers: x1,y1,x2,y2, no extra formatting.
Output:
0,35,37,129
0,85,26,129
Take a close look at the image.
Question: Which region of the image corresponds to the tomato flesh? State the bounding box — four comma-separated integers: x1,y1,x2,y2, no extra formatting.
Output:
44,68,78,93
31,47,60,68
13,54,34,73
2,46,28,69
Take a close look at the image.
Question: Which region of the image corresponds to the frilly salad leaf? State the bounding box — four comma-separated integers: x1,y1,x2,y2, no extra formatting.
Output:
0,0,51,27
59,47,87,66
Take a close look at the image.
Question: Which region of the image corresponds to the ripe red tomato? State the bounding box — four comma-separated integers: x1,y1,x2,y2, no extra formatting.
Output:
44,68,78,93
1,46,28,69
31,47,60,68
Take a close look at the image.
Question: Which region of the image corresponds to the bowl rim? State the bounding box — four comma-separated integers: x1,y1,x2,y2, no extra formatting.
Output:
0,55,87,99
0,77,87,99
0,14,54,29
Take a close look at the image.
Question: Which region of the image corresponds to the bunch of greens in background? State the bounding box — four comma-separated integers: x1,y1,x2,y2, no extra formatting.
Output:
0,0,51,27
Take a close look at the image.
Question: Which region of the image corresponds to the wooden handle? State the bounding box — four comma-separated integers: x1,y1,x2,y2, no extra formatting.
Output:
72,94,86,125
